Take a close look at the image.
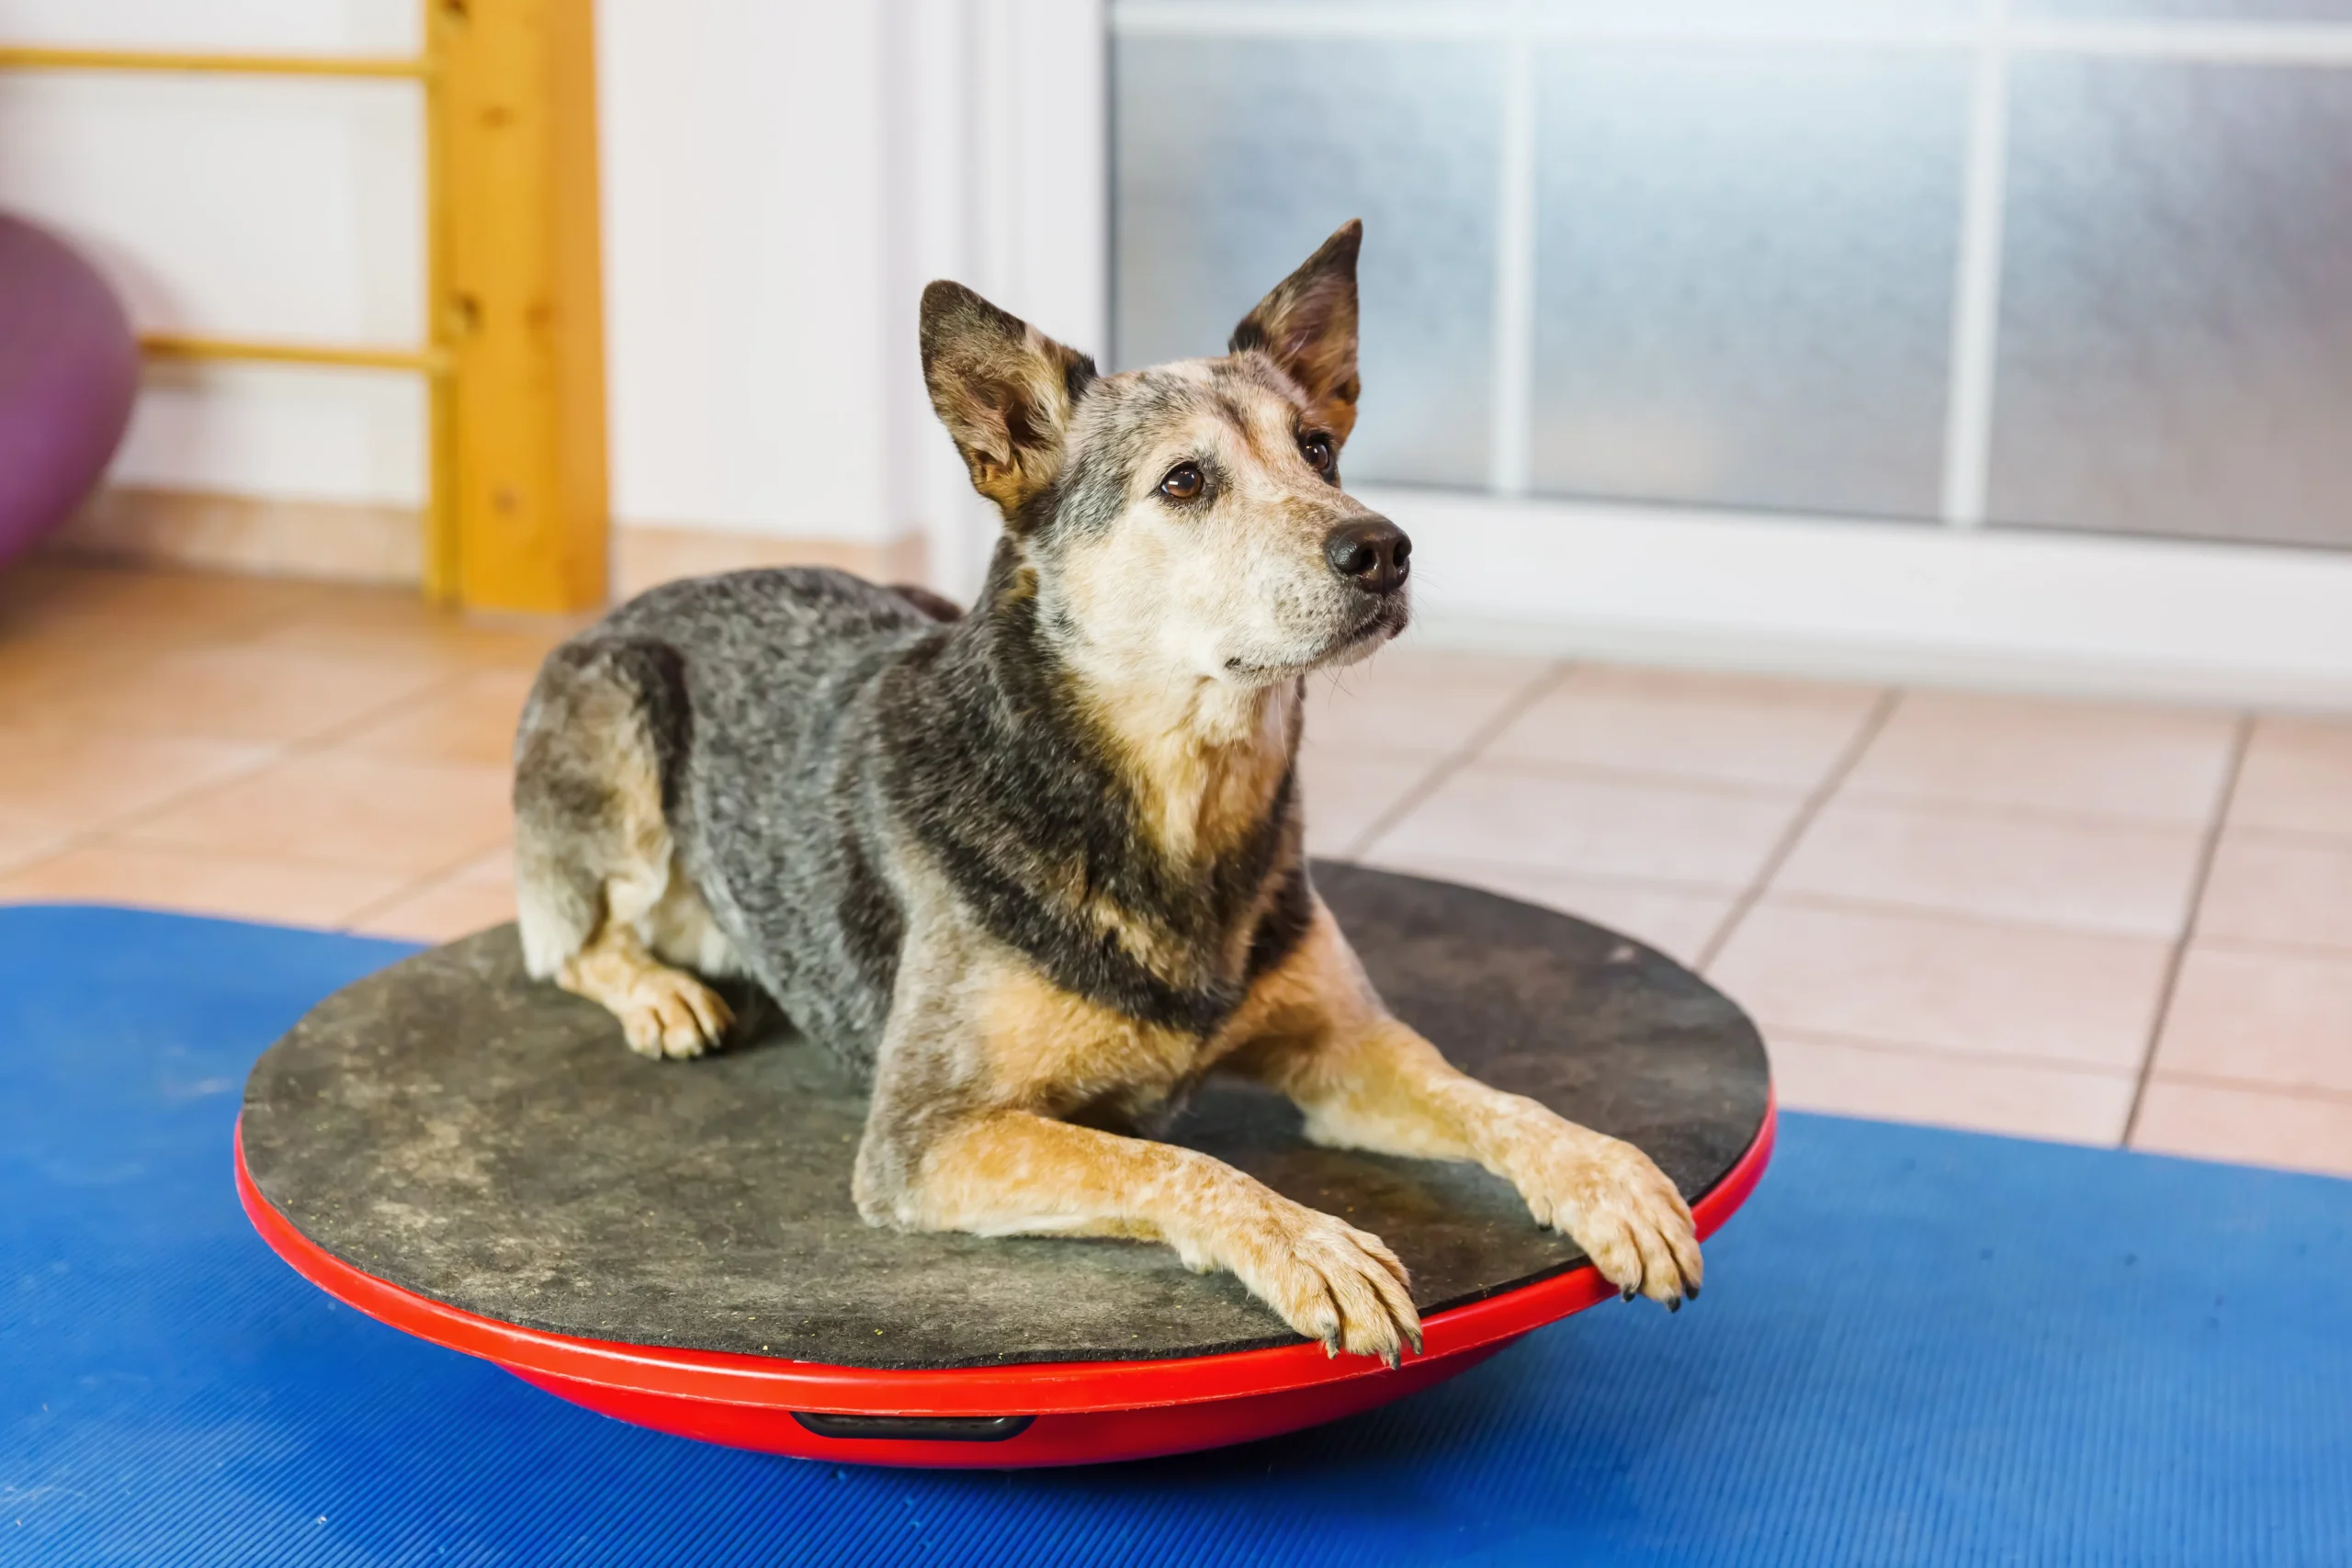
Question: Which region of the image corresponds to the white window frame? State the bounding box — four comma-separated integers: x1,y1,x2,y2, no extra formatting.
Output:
933,0,2352,708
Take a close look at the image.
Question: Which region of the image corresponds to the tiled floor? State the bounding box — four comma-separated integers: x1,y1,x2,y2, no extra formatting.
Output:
5,561,2348,1179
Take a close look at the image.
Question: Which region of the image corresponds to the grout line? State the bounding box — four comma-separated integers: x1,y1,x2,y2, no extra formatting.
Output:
2120,713,2254,1146
1774,786,2241,836
2150,1068,2352,1109
1458,750,1819,803
13,668,492,874
294,666,480,753
1759,1023,2138,1077
2192,932,2352,963
1753,886,2192,945
1340,660,1572,862
1339,853,1745,901
337,833,514,933
1939,0,2009,529
2218,819,2352,851
1693,687,1903,972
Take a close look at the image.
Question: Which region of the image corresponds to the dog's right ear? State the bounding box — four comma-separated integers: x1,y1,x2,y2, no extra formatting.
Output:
1230,220,1363,448
920,281,1097,525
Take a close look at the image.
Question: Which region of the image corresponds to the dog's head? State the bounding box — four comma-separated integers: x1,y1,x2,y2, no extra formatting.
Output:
921,220,1408,688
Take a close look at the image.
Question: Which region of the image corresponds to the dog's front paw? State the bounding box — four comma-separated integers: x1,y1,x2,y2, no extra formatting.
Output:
1206,1199,1423,1364
616,970,733,1059
1503,1123,1701,1309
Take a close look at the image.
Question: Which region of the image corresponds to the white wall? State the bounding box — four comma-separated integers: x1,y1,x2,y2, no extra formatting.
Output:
0,0,425,506
598,0,898,542
0,0,1105,572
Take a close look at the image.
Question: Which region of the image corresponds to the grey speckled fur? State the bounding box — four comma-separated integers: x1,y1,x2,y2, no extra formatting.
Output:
516,566,945,1079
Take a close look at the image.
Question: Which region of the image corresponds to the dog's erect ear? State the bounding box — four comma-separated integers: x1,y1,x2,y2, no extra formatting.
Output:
1229,219,1363,447
920,281,1097,524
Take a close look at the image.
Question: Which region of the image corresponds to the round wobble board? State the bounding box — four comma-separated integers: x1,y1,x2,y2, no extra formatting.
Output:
237,863,1774,1469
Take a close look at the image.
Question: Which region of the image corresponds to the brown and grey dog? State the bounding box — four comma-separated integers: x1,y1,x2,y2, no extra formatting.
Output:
512,221,1700,1362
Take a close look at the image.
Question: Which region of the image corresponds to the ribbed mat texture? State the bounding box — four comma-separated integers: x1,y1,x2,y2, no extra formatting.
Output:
5,905,2347,1566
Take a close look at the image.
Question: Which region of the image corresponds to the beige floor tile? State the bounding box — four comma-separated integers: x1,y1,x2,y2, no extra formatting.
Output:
0,562,330,645
1484,664,1882,791
2130,1078,2352,1179
1765,1030,2137,1145
1843,690,2237,825
2230,716,2352,838
337,669,536,766
2151,942,2352,1096
0,635,150,717
0,810,71,874
0,726,271,832
249,602,575,675
0,840,405,928
1353,852,1733,964
119,752,513,877
353,874,518,942
1709,899,2171,1069
1365,764,1800,889
1774,795,2206,938
15,644,451,745
1302,645,1553,759
1297,744,1443,858
2196,829,2352,953
444,843,514,886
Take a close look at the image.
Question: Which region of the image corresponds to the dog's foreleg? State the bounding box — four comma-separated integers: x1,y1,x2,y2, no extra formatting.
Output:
882,1109,1423,1361
558,917,733,1061
1229,903,1702,1306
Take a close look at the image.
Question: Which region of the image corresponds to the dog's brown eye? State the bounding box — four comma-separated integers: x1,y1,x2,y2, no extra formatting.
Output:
1301,434,1333,474
1159,463,1204,501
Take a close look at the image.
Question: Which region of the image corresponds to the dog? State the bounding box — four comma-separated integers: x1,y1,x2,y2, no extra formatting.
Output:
512,221,1699,1362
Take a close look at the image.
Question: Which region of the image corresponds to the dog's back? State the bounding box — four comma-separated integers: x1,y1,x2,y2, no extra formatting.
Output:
513,567,943,1067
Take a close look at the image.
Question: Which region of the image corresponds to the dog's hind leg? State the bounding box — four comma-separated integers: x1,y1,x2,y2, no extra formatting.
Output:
513,641,736,1059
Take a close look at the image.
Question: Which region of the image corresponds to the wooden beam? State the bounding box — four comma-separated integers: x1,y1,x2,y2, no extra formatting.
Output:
0,47,429,78
140,333,446,375
436,0,609,613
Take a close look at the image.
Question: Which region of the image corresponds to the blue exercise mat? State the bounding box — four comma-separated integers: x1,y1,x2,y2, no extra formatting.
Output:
5,903,2347,1566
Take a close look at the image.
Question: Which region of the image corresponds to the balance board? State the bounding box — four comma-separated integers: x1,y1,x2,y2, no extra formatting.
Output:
237,862,1773,1468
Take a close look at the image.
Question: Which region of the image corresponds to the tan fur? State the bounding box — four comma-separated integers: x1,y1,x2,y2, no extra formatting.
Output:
558,916,734,1060
872,883,1698,1360
536,690,740,1056
911,1111,1422,1362
973,963,1204,1111
1083,677,1300,865
1221,903,1703,1304
921,292,1092,517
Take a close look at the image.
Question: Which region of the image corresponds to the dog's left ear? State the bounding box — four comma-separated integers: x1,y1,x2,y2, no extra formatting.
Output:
920,281,1097,525
1230,219,1363,448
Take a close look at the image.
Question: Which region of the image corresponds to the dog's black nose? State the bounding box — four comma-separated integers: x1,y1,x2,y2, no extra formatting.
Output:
1325,517,1411,595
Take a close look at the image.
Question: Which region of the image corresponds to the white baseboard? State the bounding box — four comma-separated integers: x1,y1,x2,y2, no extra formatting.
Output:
1365,487,2352,713
612,524,928,600
48,487,421,585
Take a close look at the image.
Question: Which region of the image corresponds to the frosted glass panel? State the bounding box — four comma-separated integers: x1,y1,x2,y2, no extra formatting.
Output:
1989,62,2352,549
1113,38,1500,489
1528,50,1966,519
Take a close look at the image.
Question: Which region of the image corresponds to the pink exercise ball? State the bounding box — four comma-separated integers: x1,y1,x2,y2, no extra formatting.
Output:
0,214,139,569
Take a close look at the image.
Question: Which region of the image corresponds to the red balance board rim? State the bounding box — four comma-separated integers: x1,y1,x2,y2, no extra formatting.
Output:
236,1094,1773,1418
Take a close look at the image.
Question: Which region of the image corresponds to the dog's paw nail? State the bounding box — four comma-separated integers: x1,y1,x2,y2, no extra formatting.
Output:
1666,1294,1680,1314
1621,1284,1636,1303
1684,1282,1700,1301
